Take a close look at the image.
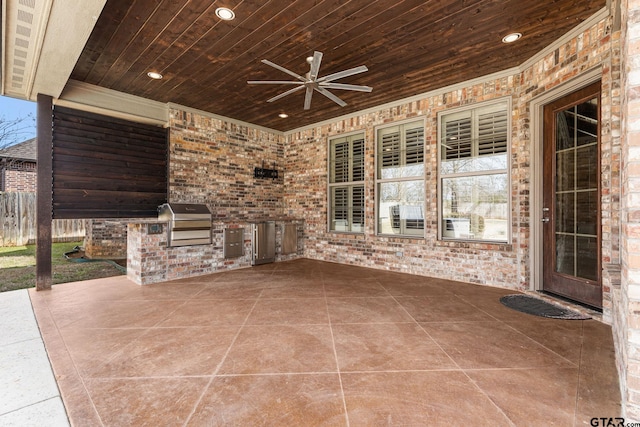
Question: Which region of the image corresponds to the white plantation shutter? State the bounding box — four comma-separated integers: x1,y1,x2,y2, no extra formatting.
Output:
477,109,508,155
352,136,364,182
332,141,349,183
405,126,424,164
438,100,510,242
441,105,507,159
329,133,365,232
381,131,401,168
351,186,364,225
333,187,348,221
443,116,472,159
376,120,425,237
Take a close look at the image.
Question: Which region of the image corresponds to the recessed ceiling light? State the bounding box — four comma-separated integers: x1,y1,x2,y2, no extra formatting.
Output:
147,71,163,79
215,7,235,20
278,113,288,118
502,32,522,43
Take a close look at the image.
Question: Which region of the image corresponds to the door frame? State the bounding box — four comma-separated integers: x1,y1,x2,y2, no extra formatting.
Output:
529,68,602,293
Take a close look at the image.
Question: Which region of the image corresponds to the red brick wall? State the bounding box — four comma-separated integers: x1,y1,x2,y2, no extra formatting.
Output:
1,161,36,192
83,220,128,259
169,110,286,220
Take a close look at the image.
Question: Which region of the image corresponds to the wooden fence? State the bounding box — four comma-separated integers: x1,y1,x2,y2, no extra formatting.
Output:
0,192,85,246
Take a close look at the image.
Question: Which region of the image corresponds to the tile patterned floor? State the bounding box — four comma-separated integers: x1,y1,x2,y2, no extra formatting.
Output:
29,259,621,426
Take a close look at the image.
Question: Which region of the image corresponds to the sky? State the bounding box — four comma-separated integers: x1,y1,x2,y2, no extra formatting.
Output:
0,95,37,145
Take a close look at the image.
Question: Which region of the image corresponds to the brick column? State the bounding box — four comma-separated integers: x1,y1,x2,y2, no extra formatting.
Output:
621,0,640,419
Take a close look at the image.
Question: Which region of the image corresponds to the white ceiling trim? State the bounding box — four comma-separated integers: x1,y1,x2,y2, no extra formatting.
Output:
56,79,169,127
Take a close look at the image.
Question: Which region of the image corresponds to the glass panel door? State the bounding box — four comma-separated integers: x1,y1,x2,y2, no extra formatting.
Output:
542,81,601,308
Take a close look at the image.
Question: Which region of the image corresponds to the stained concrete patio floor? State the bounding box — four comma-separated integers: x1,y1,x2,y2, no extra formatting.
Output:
22,258,621,426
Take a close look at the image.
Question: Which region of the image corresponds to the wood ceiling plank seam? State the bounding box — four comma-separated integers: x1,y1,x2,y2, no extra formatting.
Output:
175,0,384,107
135,0,310,99
106,0,225,91
328,1,492,69
199,2,388,100
69,0,606,131
99,0,197,87
202,14,472,118
250,0,568,107
192,0,474,107
220,0,379,75
123,0,268,95
322,0,470,60
84,0,163,84
200,0,409,91
156,2,378,100
69,1,133,81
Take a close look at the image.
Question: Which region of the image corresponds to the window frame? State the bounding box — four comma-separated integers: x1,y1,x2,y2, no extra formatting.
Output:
374,117,426,238
327,131,366,234
437,98,512,243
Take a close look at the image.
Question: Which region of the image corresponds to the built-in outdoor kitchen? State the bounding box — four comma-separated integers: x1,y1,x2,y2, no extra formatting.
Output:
126,207,303,285
120,108,304,285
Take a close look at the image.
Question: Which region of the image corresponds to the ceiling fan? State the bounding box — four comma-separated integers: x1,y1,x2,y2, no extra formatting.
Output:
247,51,372,110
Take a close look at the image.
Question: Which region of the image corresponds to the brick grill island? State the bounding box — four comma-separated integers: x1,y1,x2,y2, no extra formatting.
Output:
126,219,304,285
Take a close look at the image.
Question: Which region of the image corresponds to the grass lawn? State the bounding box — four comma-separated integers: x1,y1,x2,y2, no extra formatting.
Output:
0,241,125,292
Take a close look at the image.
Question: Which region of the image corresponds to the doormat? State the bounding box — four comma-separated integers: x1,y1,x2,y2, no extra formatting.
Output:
499,294,591,320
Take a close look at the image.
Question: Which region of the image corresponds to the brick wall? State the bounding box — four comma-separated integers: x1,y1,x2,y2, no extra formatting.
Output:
84,220,128,259
169,110,286,220
1,162,36,192
287,91,521,288
285,16,619,301
620,0,640,419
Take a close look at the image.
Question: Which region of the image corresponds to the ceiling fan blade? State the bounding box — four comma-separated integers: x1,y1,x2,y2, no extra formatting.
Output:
248,80,305,85
318,65,368,83
267,85,306,103
309,51,323,80
319,82,373,92
304,86,314,110
316,87,347,107
261,59,307,82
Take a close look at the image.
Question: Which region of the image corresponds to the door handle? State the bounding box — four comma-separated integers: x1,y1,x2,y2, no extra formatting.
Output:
542,207,550,223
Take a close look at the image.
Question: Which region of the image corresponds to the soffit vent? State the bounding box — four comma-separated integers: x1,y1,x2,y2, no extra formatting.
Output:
4,0,37,95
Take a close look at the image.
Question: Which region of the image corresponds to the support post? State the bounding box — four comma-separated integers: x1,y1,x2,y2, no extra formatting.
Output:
36,94,53,290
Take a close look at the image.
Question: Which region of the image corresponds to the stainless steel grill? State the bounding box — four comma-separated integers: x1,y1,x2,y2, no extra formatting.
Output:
158,203,212,247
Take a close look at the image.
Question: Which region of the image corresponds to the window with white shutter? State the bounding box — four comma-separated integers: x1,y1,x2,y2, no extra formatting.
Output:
376,120,425,236
438,100,510,242
329,133,365,233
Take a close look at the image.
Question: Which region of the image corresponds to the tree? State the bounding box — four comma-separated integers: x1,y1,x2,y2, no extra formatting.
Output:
0,114,36,150
0,114,37,190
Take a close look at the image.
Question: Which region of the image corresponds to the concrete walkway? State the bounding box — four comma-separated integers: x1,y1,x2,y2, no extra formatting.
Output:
0,289,69,426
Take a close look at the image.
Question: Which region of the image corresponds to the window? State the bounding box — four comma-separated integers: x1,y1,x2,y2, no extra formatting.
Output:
439,100,509,242
376,120,425,236
329,133,365,232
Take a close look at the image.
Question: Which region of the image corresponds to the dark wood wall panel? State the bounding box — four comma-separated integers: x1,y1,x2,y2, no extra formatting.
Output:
52,106,167,219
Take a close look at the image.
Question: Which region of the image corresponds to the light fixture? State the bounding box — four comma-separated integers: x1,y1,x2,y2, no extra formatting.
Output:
502,32,522,43
147,71,163,79
215,7,235,20
278,113,288,118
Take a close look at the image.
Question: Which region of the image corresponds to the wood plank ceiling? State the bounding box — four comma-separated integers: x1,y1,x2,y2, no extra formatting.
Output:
70,0,606,132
